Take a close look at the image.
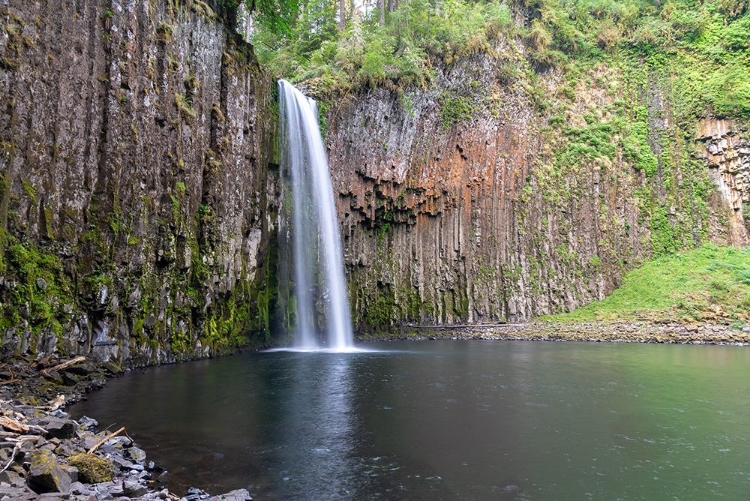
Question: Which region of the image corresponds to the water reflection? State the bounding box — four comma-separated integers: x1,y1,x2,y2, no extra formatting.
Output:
267,353,359,499
71,341,750,500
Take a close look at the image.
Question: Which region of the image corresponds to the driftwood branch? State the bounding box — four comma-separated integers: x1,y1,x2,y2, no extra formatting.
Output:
0,436,36,474
88,426,126,454
48,395,65,412
41,356,86,378
0,416,46,435
0,416,29,433
0,441,22,474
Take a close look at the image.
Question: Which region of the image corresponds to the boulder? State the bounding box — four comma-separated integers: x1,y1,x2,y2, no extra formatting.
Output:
128,446,147,464
60,464,79,483
101,361,123,375
209,489,253,501
0,469,25,487
36,493,70,500
0,485,34,499
41,371,64,385
184,487,211,500
67,453,114,484
123,479,149,497
61,372,79,386
76,416,98,430
81,435,100,451
112,456,144,471
35,417,76,439
66,361,97,376
109,436,133,448
69,482,92,496
27,449,71,494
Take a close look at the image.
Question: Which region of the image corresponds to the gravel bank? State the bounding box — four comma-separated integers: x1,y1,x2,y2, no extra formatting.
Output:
359,321,750,345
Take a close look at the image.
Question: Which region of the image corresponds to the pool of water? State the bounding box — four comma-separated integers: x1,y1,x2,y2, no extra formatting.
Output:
71,341,750,500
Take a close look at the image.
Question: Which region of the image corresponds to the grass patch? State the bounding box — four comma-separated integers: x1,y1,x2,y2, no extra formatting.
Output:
175,92,196,120
544,244,750,325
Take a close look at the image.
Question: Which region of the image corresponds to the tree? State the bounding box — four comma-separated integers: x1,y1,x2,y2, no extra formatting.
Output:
246,0,301,35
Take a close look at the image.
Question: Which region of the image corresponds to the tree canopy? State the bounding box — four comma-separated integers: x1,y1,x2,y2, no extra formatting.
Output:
245,0,749,118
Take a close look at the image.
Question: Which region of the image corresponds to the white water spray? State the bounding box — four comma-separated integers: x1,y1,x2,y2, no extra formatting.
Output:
278,80,354,351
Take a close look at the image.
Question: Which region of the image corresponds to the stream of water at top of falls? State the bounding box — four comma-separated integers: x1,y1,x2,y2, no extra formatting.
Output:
278,80,354,351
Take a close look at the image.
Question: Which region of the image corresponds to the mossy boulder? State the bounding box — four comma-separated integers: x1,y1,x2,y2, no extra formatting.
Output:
28,449,71,493
67,453,114,483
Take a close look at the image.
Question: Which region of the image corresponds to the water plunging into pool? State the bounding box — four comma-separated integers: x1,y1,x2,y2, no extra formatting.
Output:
278,80,354,351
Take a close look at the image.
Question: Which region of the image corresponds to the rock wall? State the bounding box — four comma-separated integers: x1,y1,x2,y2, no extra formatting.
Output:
325,52,743,330
696,119,750,246
0,0,277,364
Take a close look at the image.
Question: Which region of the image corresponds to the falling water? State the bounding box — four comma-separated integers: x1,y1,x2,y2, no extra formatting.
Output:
278,80,354,351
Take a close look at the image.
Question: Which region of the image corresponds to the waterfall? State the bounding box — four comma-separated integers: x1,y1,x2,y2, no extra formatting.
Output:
278,80,354,351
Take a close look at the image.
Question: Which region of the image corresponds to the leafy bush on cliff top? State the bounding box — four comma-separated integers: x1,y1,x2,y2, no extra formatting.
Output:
252,0,513,94
520,0,750,118
250,0,750,119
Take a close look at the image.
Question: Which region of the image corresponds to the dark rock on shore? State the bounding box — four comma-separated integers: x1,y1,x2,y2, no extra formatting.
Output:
27,450,71,494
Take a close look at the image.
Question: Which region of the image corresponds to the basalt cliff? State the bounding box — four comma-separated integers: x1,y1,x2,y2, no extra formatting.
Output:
324,54,749,330
1,0,277,364
1,0,748,363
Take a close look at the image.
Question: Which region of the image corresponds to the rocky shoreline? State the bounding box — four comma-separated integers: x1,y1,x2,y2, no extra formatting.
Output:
360,320,750,345
0,357,252,501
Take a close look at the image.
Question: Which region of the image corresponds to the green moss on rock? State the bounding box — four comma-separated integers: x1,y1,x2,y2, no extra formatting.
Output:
68,453,114,484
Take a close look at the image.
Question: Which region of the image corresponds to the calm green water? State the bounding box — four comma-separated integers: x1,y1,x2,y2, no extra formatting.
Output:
71,341,750,500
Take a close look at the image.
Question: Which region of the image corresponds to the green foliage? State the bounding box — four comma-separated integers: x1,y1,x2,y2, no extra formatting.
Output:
438,92,475,128
526,0,750,119
0,240,75,342
545,245,750,323
251,0,302,36
364,293,396,327
649,205,678,255
560,121,616,164
251,0,750,126
620,106,658,175
175,92,197,119
703,66,750,116
254,0,513,94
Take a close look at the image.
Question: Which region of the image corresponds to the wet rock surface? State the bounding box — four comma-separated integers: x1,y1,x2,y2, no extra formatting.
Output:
0,356,252,500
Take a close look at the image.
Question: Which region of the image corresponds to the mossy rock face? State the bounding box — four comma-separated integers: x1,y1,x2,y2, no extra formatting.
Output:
0,1,277,364
68,453,114,483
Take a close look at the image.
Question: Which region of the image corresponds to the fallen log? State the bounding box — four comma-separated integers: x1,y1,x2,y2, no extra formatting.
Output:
41,356,86,378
